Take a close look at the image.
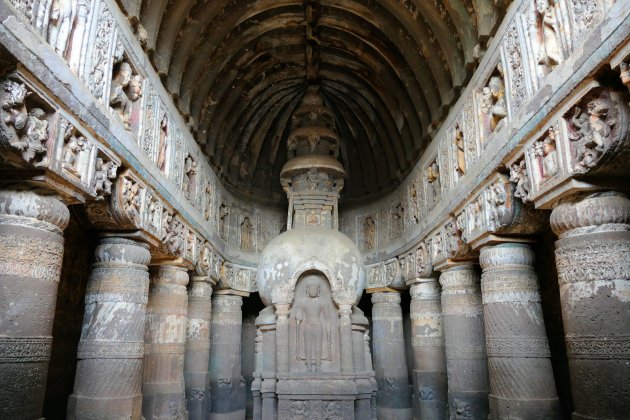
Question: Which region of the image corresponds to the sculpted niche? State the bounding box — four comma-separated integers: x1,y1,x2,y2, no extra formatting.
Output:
290,272,339,374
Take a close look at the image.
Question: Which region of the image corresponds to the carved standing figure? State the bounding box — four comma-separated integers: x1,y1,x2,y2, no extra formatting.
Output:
536,0,562,69
47,0,77,56
364,216,375,250
295,279,331,372
454,124,466,176
62,126,86,175
542,133,558,179
426,160,441,201
240,216,253,251
157,115,168,172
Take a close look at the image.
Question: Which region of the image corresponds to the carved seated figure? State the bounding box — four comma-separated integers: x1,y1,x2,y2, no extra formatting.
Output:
294,280,332,373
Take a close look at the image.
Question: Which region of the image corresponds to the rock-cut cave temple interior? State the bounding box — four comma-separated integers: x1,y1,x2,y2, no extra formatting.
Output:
0,0,628,419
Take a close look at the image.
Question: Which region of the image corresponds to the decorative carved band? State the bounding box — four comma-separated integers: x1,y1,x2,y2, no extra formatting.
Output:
0,336,52,362
556,238,630,285
565,336,630,360
84,292,149,305
77,340,145,359
412,337,444,348
0,214,64,235
0,233,63,282
144,343,186,355
486,337,551,358
445,345,486,360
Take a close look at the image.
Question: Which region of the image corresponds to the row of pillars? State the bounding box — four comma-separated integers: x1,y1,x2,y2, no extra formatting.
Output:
373,192,629,420
0,189,246,420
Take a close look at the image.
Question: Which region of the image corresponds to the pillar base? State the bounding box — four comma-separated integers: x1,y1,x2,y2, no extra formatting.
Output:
489,394,560,420
448,390,489,419
67,394,143,419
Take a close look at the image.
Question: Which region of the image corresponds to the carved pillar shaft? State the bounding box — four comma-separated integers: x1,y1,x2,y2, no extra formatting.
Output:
440,264,489,420
339,304,354,375
0,190,69,419
67,237,151,420
209,292,245,420
409,278,447,420
142,264,189,419
371,292,412,420
251,329,263,420
550,192,630,419
275,303,290,377
479,243,560,419
260,322,277,420
184,275,213,419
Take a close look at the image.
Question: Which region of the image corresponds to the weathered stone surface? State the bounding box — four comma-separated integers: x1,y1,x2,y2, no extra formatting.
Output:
550,192,630,419
409,278,447,420
184,275,214,419
371,292,413,420
480,243,560,419
440,264,490,420
0,190,69,419
209,293,245,420
67,237,150,420
142,264,189,419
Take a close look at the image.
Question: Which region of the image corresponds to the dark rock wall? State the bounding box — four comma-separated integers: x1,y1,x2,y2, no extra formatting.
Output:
43,211,96,419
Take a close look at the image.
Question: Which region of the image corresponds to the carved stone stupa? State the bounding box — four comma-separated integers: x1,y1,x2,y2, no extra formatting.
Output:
255,85,372,420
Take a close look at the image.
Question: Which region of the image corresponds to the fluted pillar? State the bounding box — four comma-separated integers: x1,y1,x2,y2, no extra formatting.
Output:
479,243,560,419
67,237,151,419
550,192,630,419
440,264,489,419
184,275,214,419
0,190,69,419
409,278,447,420
209,292,245,420
142,264,190,419
371,291,412,420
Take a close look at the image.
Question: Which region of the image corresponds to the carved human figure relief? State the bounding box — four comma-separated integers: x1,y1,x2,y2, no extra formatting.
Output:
292,275,333,373
536,0,562,70
480,66,508,139
531,127,559,182
61,120,87,176
567,92,618,171
240,216,253,252
454,123,466,177
509,159,531,202
121,176,141,223
219,203,229,240
93,155,118,199
182,154,198,200
156,115,169,173
391,202,404,240
109,59,142,130
426,159,441,206
363,216,376,250
47,0,77,57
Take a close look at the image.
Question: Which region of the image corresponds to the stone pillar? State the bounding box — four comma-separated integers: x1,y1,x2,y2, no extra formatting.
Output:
352,307,372,420
409,278,447,420
0,190,69,419
67,237,151,419
370,291,412,420
439,264,489,419
550,192,630,419
338,303,354,375
274,303,290,377
258,307,277,420
251,329,263,420
209,292,245,420
184,275,214,419
479,243,560,419
363,331,378,420
142,264,190,419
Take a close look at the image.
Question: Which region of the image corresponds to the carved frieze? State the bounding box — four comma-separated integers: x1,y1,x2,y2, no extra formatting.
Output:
219,262,256,293
478,64,509,143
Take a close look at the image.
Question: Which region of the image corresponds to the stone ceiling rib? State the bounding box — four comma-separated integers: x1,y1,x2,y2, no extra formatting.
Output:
130,0,510,205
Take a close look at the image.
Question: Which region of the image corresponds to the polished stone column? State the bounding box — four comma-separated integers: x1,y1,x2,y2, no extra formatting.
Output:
363,331,378,420
440,264,489,419
371,291,413,420
274,303,290,377
184,275,214,419
409,278,447,420
209,292,245,420
251,328,263,420
142,264,190,419
0,190,69,419
550,192,630,419
351,307,372,420
480,243,560,419
67,237,151,419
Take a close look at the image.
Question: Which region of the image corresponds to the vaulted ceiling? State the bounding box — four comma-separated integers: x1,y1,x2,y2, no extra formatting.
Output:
130,0,511,205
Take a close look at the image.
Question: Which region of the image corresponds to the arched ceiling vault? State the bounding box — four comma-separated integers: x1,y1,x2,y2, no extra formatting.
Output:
130,0,511,205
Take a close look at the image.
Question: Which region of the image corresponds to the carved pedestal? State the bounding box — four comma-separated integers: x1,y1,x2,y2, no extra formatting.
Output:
184,275,214,419
0,190,69,419
209,292,245,420
550,192,630,419
409,278,447,420
371,292,412,420
480,243,560,419
440,264,489,420
67,237,151,420
142,264,189,419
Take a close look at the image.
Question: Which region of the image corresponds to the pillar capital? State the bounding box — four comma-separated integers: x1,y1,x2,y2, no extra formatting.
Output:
370,290,401,305
0,189,69,230
479,242,535,270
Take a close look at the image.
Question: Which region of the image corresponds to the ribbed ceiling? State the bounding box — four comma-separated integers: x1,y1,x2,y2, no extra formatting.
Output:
133,0,511,205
